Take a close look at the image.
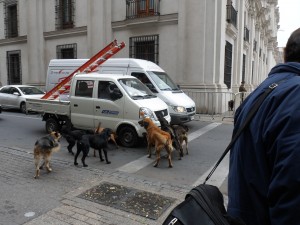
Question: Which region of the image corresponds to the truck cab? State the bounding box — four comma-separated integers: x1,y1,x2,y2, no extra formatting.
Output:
40,73,170,147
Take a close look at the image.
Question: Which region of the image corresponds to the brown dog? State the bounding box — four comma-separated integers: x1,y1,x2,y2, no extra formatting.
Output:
93,122,118,157
138,117,174,168
172,124,189,155
33,131,61,179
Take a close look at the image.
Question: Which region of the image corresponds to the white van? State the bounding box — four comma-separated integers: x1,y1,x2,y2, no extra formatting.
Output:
46,58,196,124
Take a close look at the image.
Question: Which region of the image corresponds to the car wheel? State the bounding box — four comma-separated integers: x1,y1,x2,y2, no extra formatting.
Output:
20,102,26,114
46,118,59,133
118,126,138,148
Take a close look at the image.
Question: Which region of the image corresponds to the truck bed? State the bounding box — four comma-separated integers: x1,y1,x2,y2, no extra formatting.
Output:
26,98,70,116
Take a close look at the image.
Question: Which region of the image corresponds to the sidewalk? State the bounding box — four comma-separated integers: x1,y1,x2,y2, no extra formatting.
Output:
24,170,192,225
23,116,232,225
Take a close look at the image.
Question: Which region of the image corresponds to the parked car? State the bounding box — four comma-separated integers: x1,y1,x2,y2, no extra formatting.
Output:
0,85,45,113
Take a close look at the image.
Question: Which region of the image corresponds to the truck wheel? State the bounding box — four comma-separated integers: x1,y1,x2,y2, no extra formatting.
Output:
46,118,59,133
118,126,138,148
20,102,26,114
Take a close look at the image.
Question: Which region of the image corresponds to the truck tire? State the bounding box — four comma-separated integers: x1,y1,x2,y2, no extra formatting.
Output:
118,126,138,148
46,118,59,133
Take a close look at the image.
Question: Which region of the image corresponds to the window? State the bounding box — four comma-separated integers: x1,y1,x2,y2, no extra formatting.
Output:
56,43,77,59
126,0,160,19
129,35,159,64
98,81,121,100
7,50,22,84
75,80,94,98
224,41,233,89
4,1,18,38
55,0,75,30
242,54,246,82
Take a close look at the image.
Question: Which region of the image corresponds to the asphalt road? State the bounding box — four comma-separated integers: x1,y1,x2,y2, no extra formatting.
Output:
0,109,233,225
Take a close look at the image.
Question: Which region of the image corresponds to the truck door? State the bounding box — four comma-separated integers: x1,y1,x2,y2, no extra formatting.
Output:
70,80,95,129
93,81,124,129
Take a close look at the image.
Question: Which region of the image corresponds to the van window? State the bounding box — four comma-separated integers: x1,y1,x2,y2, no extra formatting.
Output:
148,71,180,91
119,78,156,100
98,81,121,100
75,80,94,98
131,72,158,93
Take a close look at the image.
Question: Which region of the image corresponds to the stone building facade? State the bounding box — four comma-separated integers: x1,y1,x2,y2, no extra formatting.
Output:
0,0,279,93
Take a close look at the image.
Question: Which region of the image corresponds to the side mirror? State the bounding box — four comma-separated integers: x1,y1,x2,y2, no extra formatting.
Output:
13,92,21,96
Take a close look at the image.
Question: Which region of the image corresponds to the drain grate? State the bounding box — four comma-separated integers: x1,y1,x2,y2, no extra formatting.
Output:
78,182,175,220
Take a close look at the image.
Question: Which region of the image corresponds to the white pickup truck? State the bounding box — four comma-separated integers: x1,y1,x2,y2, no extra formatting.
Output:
26,73,171,147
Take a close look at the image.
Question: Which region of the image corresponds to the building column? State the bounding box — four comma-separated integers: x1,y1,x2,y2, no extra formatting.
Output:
87,0,113,57
26,0,44,85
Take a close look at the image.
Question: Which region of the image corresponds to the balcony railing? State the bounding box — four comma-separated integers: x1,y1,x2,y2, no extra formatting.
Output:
226,3,237,28
244,27,250,42
126,0,160,19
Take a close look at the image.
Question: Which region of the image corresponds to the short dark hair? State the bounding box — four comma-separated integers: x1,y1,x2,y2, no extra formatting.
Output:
284,28,300,63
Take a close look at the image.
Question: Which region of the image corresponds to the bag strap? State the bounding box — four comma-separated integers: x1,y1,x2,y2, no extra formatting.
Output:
203,82,281,184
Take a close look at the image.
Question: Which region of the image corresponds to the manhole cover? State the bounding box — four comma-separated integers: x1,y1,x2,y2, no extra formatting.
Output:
78,182,175,220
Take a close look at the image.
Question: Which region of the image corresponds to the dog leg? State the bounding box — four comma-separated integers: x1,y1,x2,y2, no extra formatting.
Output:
184,138,188,155
102,148,111,164
45,156,52,172
153,152,160,167
167,152,173,168
147,144,152,158
67,140,75,155
98,149,104,161
81,150,88,167
34,155,41,179
93,148,97,157
74,147,81,166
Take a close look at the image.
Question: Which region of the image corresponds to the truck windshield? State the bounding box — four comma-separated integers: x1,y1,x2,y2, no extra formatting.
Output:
147,71,180,91
119,78,156,100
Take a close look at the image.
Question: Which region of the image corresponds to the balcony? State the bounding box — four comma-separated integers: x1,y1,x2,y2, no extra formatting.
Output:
126,0,160,19
226,3,237,28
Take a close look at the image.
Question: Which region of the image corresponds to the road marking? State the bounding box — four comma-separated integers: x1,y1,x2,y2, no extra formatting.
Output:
192,153,229,188
117,122,222,173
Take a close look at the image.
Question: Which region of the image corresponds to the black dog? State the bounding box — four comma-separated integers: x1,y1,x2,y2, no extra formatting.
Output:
74,128,113,167
61,124,94,155
157,114,184,159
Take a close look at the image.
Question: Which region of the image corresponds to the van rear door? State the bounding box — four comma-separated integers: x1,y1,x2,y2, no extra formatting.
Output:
70,80,95,129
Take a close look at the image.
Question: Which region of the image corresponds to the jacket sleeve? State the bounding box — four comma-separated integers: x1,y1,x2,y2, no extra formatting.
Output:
263,88,300,225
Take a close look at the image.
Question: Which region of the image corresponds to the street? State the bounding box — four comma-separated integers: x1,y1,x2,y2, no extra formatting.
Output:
0,109,233,225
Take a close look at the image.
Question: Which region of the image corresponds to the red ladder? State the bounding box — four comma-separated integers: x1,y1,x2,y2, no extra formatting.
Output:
42,39,125,100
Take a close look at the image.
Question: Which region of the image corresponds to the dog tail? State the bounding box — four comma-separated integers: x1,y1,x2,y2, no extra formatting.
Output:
95,122,102,134
166,138,174,152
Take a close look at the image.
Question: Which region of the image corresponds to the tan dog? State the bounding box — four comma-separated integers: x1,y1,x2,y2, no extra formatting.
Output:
34,131,61,179
93,122,118,157
138,117,174,168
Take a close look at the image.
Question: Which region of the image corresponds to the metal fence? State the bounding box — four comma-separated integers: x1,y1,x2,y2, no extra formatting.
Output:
184,90,251,120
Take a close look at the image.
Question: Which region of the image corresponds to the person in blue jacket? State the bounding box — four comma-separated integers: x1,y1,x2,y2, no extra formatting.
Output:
228,27,300,225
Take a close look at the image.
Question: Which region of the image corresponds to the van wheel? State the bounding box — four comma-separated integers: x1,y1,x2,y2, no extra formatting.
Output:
46,118,59,133
118,126,138,148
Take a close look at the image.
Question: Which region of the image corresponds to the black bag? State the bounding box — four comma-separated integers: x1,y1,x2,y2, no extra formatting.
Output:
163,82,282,225
163,184,245,225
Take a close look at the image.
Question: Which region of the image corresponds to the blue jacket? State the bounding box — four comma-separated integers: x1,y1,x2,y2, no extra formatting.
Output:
228,62,300,225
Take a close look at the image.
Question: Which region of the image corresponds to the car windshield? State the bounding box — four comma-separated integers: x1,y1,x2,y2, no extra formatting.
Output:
19,87,44,95
147,71,180,91
118,78,156,100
